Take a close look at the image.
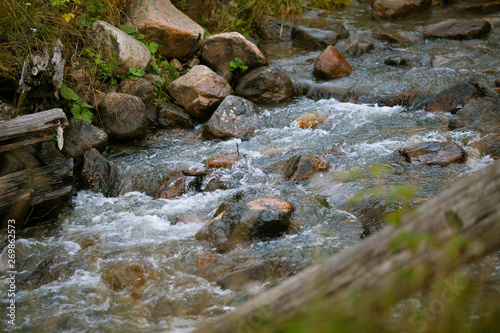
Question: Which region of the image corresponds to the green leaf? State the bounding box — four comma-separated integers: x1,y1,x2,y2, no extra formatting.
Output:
135,34,145,41
60,84,79,101
87,0,106,13
148,42,158,54
120,25,136,34
80,102,94,109
79,108,94,123
127,67,145,80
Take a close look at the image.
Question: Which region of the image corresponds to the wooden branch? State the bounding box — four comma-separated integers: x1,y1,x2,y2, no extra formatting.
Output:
0,158,73,228
195,159,500,333
0,108,68,152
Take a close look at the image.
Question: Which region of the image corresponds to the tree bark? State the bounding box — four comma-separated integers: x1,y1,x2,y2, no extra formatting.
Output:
194,159,500,333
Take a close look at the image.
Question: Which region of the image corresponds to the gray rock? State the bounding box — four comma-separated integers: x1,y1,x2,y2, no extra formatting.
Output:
372,0,432,20
62,118,108,157
449,97,500,133
235,67,294,104
423,19,491,40
396,141,465,166
291,24,348,50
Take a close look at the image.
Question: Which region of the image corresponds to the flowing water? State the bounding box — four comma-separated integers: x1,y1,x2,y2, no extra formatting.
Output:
1,3,500,332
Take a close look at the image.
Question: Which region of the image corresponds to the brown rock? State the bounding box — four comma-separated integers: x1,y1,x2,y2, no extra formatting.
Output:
217,260,273,290
373,31,423,44
372,0,432,20
157,101,194,129
295,113,328,129
457,2,500,14
257,16,293,41
117,78,155,107
79,148,119,196
396,141,465,166
425,81,481,113
153,170,186,199
284,154,329,181
206,153,239,169
167,65,233,120
423,19,491,40
449,97,500,133
201,32,268,74
313,46,354,80
235,67,294,104
105,263,153,291
202,95,259,140
473,133,500,158
307,85,349,101
128,0,205,61
291,24,349,50
99,92,148,142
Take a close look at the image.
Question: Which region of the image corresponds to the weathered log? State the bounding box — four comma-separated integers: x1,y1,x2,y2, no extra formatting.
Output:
0,158,73,228
0,108,68,153
195,159,500,333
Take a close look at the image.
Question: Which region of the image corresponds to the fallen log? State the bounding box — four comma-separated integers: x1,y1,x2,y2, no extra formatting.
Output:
0,108,68,153
195,159,500,333
0,158,73,228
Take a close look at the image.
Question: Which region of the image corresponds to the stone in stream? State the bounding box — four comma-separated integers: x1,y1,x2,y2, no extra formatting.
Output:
200,32,268,80
295,113,328,129
78,148,120,196
202,95,259,140
105,263,157,291
456,2,500,14
473,133,500,158
372,0,432,20
425,81,481,113
167,65,233,120
127,0,204,61
88,21,151,76
98,92,148,142
157,101,195,129
153,170,187,199
257,15,293,41
384,54,432,68
235,67,294,104
217,260,274,290
449,97,500,134
336,40,375,58
206,153,239,169
283,154,329,181
61,118,108,157
372,31,423,44
291,24,349,50
313,46,354,80
396,141,466,166
196,196,295,252
423,19,491,40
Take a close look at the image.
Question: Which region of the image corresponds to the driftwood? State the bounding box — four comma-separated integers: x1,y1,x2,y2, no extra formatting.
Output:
0,108,68,153
195,159,500,333
0,158,73,228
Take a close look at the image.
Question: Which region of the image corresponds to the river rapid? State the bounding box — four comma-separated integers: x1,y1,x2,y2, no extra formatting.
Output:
1,2,500,332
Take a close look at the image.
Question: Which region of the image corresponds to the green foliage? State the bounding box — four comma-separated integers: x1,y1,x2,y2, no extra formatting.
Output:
309,0,350,10
120,24,136,35
60,83,94,123
228,57,248,73
125,67,145,80
84,44,122,86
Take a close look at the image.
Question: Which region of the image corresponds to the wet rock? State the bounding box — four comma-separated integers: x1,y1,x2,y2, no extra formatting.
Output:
153,170,186,199
202,176,231,192
62,118,108,157
473,133,500,158
396,141,465,166
88,21,151,76
79,148,119,196
378,90,418,107
157,101,195,129
284,154,329,181
307,84,349,101
167,65,233,120
202,95,259,140
373,31,423,44
384,54,431,68
291,24,349,50
98,92,148,142
425,81,481,113
295,113,328,129
346,198,389,238
337,40,374,58
128,0,204,61
206,153,239,169
199,196,295,252
456,2,500,14
449,97,500,133
313,46,354,79
105,263,155,291
423,19,491,40
201,32,268,75
235,67,294,104
257,16,293,41
372,0,432,20
217,260,273,290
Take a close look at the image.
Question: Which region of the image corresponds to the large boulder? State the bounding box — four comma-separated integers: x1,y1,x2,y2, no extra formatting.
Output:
313,46,354,79
127,0,204,61
201,32,268,76
88,21,151,76
283,154,329,181
202,95,259,140
425,81,481,113
449,97,500,133
396,141,465,166
98,92,148,141
197,196,294,252
235,67,294,104
167,65,233,120
423,19,491,40
291,24,349,50
62,118,108,157
372,0,432,20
